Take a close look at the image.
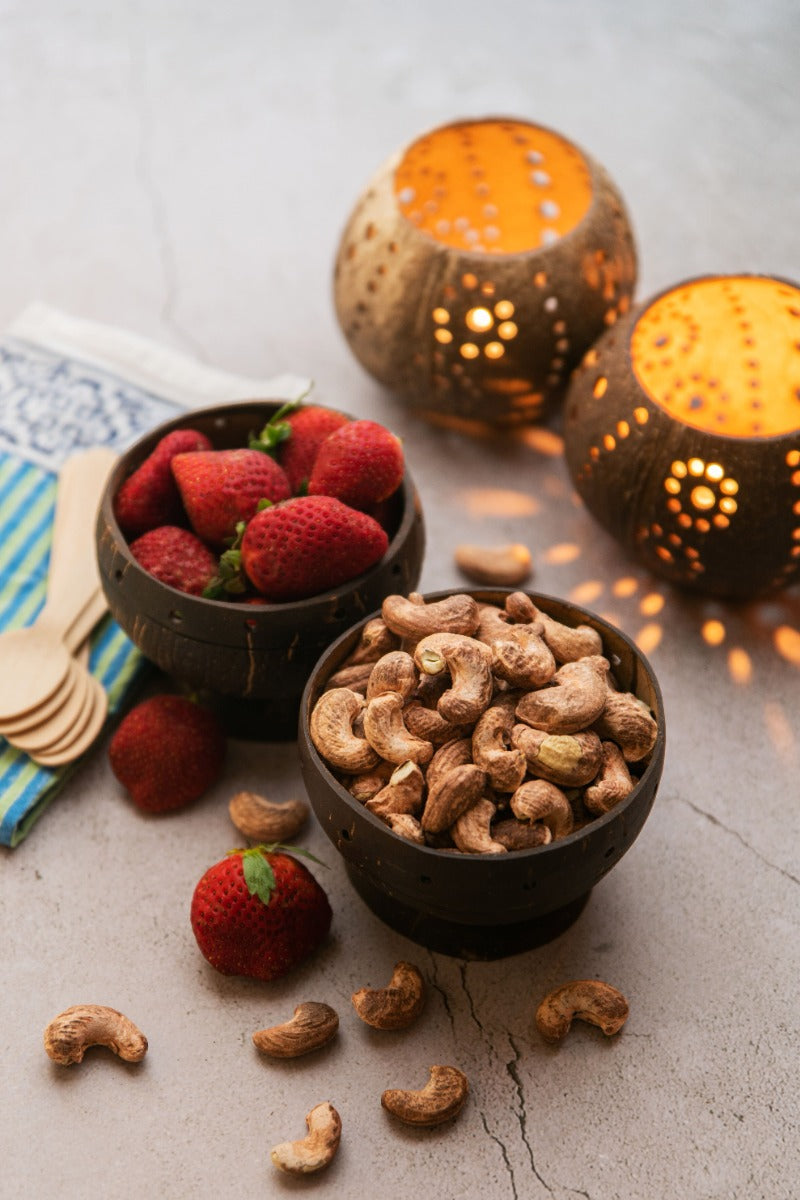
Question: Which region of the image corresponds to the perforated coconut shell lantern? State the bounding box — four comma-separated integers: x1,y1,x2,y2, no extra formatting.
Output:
563,274,800,599
333,117,637,427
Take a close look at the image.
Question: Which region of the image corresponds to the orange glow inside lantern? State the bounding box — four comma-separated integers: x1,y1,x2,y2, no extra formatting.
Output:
393,119,593,254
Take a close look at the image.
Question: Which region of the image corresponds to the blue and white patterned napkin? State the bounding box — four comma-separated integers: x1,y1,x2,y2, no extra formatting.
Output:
0,303,309,846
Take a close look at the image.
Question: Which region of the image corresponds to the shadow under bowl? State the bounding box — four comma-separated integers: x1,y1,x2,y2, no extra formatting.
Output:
299,589,665,959
96,401,426,739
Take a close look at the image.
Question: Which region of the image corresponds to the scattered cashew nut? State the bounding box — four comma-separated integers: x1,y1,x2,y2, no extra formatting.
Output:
253,1002,339,1058
270,1101,342,1175
381,1065,469,1127
43,1005,148,1065
535,980,629,1043
351,961,425,1030
454,542,532,587
228,792,309,842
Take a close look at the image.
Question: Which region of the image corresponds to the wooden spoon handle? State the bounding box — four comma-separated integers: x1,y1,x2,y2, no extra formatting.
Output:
63,588,109,656
37,448,117,637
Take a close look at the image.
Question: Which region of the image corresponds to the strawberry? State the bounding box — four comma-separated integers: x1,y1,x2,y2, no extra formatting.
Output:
239,496,388,601
129,525,218,595
307,419,404,510
277,406,350,493
114,428,212,537
109,695,226,814
190,845,332,981
171,448,291,545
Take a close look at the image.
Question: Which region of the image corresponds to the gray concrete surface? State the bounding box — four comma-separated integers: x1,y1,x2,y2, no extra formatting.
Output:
1,2,798,1197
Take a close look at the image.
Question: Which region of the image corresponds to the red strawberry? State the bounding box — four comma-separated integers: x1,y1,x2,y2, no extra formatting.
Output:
129,525,217,595
171,448,291,545
277,406,350,493
307,419,404,510
114,428,212,536
109,695,226,814
240,496,388,601
190,845,332,980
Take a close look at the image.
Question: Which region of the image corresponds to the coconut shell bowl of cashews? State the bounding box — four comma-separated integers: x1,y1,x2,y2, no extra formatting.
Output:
298,588,665,959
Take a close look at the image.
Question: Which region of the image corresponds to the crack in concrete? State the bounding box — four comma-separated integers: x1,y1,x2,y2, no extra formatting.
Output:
506,1034,553,1195
128,29,209,362
679,796,800,887
426,950,456,1038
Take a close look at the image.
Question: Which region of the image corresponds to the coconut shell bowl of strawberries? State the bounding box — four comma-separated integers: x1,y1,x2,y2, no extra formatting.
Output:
96,400,425,738
298,588,665,959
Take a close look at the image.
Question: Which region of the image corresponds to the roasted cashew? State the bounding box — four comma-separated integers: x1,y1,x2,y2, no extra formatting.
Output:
421,762,487,834
451,797,507,854
490,624,557,689
365,650,418,702
366,760,425,818
472,701,527,793
492,817,552,849
425,737,474,794
228,792,308,842
382,592,480,639
324,661,374,694
381,1065,469,1127
351,961,426,1029
363,691,434,765
593,690,658,762
253,1002,339,1058
510,780,574,839
414,632,494,726
515,655,610,734
584,741,635,814
310,687,380,772
346,760,394,802
43,1005,148,1066
505,593,604,663
535,980,629,1043
384,812,426,843
454,542,532,587
270,1102,341,1175
511,725,603,787
344,616,400,665
403,700,470,746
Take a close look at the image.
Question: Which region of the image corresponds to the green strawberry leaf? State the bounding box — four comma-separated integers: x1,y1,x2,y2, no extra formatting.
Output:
248,386,313,456
256,497,273,512
202,523,248,599
241,847,276,905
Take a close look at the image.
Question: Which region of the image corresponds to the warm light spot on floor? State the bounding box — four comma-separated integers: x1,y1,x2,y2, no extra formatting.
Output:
774,625,800,666
702,619,726,646
636,623,663,654
763,701,798,764
728,647,753,684
543,542,581,565
514,427,564,456
569,580,605,604
612,576,639,598
456,488,540,517
640,592,665,616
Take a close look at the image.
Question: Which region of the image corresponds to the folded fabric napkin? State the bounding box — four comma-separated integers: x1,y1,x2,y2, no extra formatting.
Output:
0,303,309,846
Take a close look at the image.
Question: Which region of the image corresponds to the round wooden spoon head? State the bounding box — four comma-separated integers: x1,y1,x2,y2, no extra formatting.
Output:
0,628,72,722
5,666,92,754
30,678,108,768
0,659,81,737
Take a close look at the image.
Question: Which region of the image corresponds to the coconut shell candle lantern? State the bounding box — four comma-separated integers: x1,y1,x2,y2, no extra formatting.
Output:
334,117,637,427
563,274,800,599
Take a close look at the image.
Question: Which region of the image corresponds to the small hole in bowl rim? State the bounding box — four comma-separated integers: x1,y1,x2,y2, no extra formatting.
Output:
300,586,666,861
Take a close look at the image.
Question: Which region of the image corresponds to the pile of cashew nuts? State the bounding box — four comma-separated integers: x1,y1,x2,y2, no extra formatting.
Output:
310,590,659,852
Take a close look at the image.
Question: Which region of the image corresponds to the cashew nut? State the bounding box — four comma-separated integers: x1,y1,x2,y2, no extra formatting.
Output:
511,725,603,787
454,542,532,587
515,655,610,734
351,961,426,1029
270,1101,341,1175
510,780,574,839
584,741,635,814
228,792,309,842
472,701,528,793
384,812,426,843
366,760,425,818
346,760,394,802
381,1065,469,1127
492,817,552,849
43,1005,148,1065
490,624,557,689
451,797,507,854
505,594,604,663
414,632,494,726
425,737,474,794
593,690,658,762
310,687,380,772
403,700,470,746
535,980,629,1043
253,1002,339,1058
382,592,480,639
421,762,487,834
325,661,374,694
363,691,433,765
366,650,418,701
